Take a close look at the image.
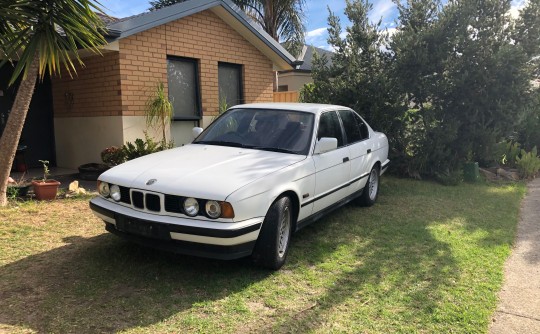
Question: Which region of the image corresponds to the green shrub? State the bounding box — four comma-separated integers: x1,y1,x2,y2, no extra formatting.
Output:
516,146,540,179
101,146,126,166
102,133,173,165
122,132,173,161
435,168,463,186
500,141,521,167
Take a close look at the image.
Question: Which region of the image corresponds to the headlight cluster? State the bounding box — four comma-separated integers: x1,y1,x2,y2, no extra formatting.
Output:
97,181,234,219
182,197,234,219
98,181,121,202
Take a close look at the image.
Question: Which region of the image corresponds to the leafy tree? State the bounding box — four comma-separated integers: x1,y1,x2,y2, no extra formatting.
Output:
0,0,106,206
149,0,306,56
305,0,403,146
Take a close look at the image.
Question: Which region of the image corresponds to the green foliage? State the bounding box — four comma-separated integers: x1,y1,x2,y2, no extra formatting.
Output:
101,146,126,166
0,0,106,84
101,133,173,165
516,146,540,179
308,0,540,181
435,168,463,186
38,160,50,182
121,132,172,161
499,141,521,167
122,134,162,161
145,82,173,145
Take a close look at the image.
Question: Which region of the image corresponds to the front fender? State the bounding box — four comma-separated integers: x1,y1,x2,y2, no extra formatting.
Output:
227,158,315,222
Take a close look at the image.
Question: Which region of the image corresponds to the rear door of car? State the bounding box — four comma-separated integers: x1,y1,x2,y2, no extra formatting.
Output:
310,110,351,213
337,109,372,195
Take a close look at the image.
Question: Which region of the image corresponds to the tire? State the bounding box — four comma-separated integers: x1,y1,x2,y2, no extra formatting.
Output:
252,196,293,270
358,165,380,207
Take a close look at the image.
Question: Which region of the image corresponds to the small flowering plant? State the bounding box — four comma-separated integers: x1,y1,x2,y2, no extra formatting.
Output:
101,146,126,166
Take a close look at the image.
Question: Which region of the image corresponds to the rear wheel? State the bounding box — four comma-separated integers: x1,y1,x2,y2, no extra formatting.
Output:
358,165,380,206
252,196,293,270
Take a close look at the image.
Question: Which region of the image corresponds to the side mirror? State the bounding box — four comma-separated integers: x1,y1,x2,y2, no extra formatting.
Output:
192,127,203,139
314,137,338,154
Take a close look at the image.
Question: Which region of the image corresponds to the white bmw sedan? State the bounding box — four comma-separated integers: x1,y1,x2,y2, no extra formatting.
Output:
90,103,389,269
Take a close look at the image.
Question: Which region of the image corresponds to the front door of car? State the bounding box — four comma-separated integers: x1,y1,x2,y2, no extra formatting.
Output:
311,111,351,213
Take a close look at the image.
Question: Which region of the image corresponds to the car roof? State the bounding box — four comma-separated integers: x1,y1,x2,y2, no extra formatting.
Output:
229,103,350,114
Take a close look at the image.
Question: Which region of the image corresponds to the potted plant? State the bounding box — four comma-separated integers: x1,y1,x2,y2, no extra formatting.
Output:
7,173,32,198
32,160,61,200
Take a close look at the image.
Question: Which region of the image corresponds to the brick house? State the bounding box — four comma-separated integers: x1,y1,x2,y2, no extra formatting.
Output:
0,0,299,169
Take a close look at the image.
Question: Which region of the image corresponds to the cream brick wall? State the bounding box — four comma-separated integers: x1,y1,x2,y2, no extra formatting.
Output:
118,10,274,118
51,51,122,118
50,9,275,166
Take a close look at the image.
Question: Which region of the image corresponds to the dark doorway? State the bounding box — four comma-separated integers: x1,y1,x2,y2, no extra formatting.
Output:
0,66,56,169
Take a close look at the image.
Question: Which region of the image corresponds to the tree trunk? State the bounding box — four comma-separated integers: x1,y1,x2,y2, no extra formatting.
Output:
0,53,40,206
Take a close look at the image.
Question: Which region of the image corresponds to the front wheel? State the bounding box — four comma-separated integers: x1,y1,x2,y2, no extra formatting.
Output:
358,165,380,207
252,196,293,270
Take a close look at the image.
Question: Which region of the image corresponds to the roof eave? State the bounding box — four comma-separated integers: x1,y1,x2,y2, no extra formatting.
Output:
106,0,301,70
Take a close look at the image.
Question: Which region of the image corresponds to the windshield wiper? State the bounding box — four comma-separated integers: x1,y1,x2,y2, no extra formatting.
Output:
251,146,298,154
195,140,247,148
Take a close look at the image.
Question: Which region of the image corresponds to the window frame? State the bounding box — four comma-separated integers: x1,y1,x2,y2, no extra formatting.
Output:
337,109,370,146
316,110,346,149
218,62,244,107
167,55,202,121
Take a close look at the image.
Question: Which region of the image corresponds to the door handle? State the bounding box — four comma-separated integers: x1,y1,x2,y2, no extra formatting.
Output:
343,157,349,163
367,149,372,154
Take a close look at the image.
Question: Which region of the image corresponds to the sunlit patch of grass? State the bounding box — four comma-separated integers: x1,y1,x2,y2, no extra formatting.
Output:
0,177,526,333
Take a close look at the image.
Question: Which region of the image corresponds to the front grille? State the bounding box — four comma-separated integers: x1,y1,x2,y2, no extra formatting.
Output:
132,191,144,209
165,195,183,214
146,193,161,212
119,186,131,204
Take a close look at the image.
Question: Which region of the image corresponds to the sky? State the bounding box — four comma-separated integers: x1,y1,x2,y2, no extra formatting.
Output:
102,0,528,51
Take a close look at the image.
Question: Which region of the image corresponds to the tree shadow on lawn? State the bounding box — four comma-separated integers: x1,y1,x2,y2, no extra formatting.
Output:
0,233,271,333
262,179,523,333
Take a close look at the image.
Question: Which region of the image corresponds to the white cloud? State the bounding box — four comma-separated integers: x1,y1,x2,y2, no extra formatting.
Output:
510,0,528,19
369,0,396,23
306,27,328,38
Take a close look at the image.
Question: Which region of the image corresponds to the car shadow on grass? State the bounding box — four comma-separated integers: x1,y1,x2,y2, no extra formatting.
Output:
0,232,271,333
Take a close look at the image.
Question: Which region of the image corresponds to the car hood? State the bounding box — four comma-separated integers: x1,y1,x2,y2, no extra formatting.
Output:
99,144,306,200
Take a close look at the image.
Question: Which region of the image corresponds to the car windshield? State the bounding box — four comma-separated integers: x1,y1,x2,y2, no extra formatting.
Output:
194,108,315,155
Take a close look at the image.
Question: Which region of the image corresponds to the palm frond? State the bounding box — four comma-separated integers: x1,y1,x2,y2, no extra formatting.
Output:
0,0,107,85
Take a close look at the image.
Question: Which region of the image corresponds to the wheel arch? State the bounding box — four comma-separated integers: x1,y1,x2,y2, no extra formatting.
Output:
278,190,300,232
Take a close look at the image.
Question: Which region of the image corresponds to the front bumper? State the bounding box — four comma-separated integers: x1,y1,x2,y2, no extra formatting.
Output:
89,197,262,260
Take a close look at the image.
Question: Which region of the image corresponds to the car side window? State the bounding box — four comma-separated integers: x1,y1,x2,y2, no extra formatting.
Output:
352,112,369,140
317,111,344,147
338,110,363,144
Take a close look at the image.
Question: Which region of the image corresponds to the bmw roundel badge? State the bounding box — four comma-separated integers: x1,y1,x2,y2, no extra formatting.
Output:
146,179,157,186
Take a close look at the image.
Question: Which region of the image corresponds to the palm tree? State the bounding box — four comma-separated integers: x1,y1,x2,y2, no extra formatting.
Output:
235,0,306,57
0,0,106,206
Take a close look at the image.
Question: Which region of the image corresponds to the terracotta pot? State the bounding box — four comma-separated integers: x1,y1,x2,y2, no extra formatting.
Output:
32,180,61,200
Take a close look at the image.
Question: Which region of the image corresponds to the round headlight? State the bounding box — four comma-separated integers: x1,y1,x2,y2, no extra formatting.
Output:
205,200,222,219
98,182,110,197
183,197,199,217
110,185,121,202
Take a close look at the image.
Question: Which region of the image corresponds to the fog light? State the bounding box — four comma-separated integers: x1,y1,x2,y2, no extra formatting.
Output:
205,200,221,219
183,197,199,217
110,185,121,202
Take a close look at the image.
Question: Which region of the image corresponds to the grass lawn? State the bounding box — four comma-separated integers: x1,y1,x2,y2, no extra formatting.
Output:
0,177,526,333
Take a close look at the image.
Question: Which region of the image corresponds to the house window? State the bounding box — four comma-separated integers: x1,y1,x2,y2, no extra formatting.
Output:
218,62,243,108
167,56,201,120
277,85,289,92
